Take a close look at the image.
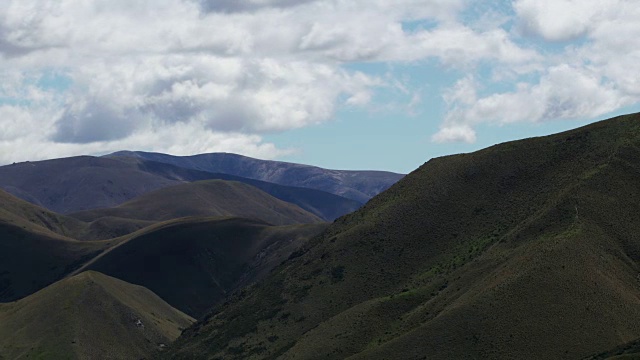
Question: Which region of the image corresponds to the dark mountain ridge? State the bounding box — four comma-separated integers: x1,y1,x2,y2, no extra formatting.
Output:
167,113,640,359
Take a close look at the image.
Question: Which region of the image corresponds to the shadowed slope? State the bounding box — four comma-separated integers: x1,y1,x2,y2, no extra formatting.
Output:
82,217,328,318
109,151,404,203
168,113,640,359
0,221,115,303
71,180,323,226
0,271,194,360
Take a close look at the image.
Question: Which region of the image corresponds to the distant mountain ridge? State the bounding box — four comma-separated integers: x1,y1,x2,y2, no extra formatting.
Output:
0,154,370,221
108,151,404,204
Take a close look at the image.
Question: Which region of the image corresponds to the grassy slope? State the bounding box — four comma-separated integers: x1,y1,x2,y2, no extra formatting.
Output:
168,113,640,359
0,271,194,360
82,217,328,318
71,180,323,226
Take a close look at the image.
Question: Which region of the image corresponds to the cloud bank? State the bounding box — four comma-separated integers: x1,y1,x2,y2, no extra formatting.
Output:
0,0,638,163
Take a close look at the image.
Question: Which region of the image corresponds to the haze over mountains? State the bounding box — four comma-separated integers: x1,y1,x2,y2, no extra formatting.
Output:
3,114,640,359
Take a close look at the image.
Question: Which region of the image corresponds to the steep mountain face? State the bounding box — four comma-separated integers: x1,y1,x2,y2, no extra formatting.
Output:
79,218,328,318
109,151,404,203
0,271,194,360
0,155,362,221
168,114,640,359
71,180,323,227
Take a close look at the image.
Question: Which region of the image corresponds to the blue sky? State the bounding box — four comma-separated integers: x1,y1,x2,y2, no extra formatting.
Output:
1,0,639,173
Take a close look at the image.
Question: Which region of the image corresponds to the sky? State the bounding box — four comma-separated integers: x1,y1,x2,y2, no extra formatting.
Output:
1,0,639,174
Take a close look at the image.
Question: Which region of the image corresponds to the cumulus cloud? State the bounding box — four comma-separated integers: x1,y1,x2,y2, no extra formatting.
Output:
435,0,640,143
0,0,543,163
4,0,636,159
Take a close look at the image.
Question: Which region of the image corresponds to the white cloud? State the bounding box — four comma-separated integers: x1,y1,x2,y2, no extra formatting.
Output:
20,1,640,158
0,0,543,162
440,65,630,137
514,0,617,41
434,0,640,144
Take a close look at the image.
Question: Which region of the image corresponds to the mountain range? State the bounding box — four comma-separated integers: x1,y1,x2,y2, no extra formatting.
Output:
3,114,640,359
0,153,400,222
108,151,403,204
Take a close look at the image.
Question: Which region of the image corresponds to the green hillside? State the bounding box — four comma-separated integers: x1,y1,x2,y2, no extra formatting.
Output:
0,271,194,360
82,217,328,318
167,113,640,359
71,179,323,227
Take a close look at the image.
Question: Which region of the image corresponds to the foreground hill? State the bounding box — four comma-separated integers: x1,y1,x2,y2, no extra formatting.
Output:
0,155,362,221
71,180,323,227
0,271,194,360
168,113,640,359
79,217,328,318
109,151,404,203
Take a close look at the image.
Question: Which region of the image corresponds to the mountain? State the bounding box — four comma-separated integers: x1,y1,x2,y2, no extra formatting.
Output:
167,113,640,359
108,151,404,203
0,156,180,214
71,180,323,227
0,271,194,360
0,155,363,221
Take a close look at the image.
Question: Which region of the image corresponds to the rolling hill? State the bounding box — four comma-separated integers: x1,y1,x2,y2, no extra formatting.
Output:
71,179,324,226
109,151,404,203
0,271,194,360
167,113,640,359
78,217,328,318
